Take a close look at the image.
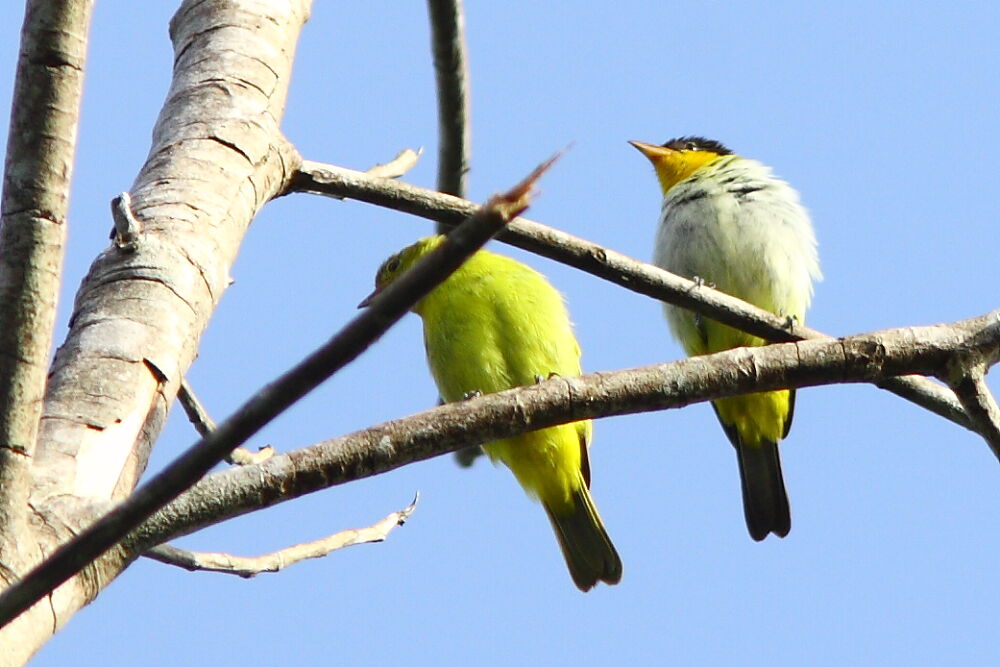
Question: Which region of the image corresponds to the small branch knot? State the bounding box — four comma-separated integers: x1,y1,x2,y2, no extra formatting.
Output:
110,192,142,252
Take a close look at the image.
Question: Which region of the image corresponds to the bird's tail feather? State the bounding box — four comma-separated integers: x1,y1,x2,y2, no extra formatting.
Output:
544,484,622,592
737,440,791,541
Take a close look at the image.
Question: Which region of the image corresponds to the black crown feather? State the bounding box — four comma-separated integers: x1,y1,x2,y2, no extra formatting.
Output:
662,136,732,155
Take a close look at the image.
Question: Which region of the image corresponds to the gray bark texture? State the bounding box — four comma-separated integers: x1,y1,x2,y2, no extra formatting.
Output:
0,1,309,662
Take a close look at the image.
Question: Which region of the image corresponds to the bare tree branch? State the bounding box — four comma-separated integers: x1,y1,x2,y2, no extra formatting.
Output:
178,379,273,466
288,161,970,431
315,149,423,201
426,0,478,465
946,364,1000,460
176,379,216,437
0,0,95,539
128,310,1000,554
144,495,417,577
426,0,471,198
0,155,557,630
424,0,480,459
366,148,422,180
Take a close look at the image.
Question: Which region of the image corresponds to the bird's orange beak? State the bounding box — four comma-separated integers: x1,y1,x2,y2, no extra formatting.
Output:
630,139,718,194
628,140,675,161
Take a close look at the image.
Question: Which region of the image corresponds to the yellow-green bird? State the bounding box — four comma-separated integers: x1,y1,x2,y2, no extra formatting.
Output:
367,235,621,591
631,137,821,541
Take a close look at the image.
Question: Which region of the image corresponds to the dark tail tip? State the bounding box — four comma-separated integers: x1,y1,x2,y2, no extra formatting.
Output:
545,489,622,592
737,440,791,541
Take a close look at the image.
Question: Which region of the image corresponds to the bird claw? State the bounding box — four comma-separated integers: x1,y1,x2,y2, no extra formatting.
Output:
688,276,715,292
461,390,482,400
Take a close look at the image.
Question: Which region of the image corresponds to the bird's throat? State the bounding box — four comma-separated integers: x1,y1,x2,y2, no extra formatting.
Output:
652,150,724,194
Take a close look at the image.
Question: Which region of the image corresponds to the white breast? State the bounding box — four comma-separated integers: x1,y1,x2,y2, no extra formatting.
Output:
652,156,822,334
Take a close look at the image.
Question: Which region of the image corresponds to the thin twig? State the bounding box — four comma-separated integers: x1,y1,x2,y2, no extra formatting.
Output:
315,149,424,200
0,156,558,629
177,379,274,465
426,0,471,198
289,161,971,432
176,379,216,435
144,495,417,577
365,148,422,180
946,363,1000,460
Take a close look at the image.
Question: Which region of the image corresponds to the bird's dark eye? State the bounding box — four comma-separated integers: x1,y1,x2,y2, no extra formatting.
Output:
385,257,401,273
685,141,698,151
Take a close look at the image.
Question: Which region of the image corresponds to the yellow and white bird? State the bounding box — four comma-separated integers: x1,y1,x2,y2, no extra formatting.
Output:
631,137,821,540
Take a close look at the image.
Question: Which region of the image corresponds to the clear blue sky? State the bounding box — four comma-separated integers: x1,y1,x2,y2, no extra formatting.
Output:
2,2,998,665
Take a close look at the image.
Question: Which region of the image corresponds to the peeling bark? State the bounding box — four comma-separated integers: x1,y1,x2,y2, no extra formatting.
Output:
0,1,311,661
